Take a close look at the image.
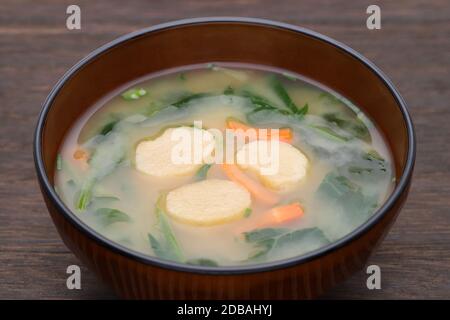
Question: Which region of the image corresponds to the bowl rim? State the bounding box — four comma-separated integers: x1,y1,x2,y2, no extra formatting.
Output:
34,17,416,275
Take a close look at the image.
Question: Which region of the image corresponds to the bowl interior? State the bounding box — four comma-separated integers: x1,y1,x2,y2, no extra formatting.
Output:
39,21,410,186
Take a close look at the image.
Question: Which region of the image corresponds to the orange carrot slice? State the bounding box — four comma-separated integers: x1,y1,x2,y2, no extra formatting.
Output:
73,149,88,160
221,163,280,205
236,202,304,234
226,119,293,143
259,202,304,226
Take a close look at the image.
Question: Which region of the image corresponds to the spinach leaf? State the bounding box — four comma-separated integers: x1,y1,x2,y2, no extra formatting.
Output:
241,76,308,124
223,86,234,95
195,164,212,180
318,172,361,198
311,125,350,142
317,172,378,222
121,88,147,100
186,258,219,267
268,75,299,113
294,103,309,119
243,91,304,125
244,228,288,243
89,195,120,208
148,199,219,265
348,166,373,174
148,234,168,260
244,227,329,261
148,197,184,262
92,195,120,202
323,112,370,142
94,208,131,227
275,228,329,249
342,150,389,186
245,107,291,125
77,182,94,211
364,149,385,163
99,119,119,135
76,133,126,210
241,90,281,111
319,92,344,105
249,238,276,259
171,93,210,108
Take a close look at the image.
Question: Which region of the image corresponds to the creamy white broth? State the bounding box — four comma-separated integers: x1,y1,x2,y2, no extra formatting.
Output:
55,64,394,266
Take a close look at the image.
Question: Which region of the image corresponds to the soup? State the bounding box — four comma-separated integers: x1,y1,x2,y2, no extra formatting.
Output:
54,63,394,267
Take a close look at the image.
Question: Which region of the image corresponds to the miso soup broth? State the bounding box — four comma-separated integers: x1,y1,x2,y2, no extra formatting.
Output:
55,63,395,267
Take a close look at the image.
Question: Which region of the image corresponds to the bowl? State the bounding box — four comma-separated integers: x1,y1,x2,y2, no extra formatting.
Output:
34,17,415,299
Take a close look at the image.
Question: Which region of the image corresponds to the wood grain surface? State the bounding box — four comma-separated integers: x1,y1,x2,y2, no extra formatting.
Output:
0,0,449,299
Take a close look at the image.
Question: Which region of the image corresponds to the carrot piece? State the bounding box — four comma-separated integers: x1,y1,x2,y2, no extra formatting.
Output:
73,149,88,160
260,202,304,226
221,163,280,205
236,202,304,234
226,119,293,143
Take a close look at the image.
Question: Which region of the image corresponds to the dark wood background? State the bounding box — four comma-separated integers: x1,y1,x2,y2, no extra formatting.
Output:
1,0,449,299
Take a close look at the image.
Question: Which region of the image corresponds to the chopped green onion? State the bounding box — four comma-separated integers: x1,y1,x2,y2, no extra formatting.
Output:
56,154,62,171
121,88,147,101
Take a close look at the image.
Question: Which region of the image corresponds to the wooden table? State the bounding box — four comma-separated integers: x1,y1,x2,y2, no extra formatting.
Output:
1,0,449,299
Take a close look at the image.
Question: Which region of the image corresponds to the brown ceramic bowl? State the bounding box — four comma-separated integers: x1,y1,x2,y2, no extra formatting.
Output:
34,17,415,299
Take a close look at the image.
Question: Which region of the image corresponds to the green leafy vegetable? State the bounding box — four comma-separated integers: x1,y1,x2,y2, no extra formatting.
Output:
364,149,385,162
275,228,329,251
319,173,360,196
243,227,329,260
241,90,281,111
148,234,168,260
268,75,299,113
76,133,126,210
92,195,120,202
317,172,378,222
245,108,288,125
77,186,93,211
195,164,212,180
243,208,252,218
312,125,350,142
223,86,234,95
99,119,119,135
56,154,62,171
242,76,308,123
343,150,388,183
319,92,343,105
248,238,276,259
186,258,219,267
171,93,210,108
121,88,147,100
295,103,309,118
322,112,370,142
94,208,131,227
148,196,184,262
348,166,373,174
244,228,288,243
315,150,389,222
